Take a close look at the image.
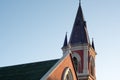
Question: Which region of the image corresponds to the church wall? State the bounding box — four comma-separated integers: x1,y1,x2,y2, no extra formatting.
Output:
47,54,77,80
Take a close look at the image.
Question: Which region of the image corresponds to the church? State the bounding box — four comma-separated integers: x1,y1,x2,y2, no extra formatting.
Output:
0,2,97,80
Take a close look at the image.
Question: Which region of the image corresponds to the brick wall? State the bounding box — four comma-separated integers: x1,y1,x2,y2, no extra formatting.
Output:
47,54,77,80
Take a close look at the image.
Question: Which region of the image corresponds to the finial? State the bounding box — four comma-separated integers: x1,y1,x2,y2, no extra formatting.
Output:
62,32,68,48
79,0,81,5
66,32,67,35
92,38,95,50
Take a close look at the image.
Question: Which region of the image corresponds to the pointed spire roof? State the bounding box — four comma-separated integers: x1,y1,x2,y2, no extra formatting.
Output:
69,4,90,45
92,38,95,50
62,33,68,48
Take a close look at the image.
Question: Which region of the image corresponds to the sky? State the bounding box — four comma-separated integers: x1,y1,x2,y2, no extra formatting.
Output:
0,0,120,80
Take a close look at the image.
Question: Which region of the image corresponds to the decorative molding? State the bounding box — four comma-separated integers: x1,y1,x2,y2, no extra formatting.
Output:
72,52,81,62
71,45,88,51
62,67,73,80
41,50,72,80
83,47,89,74
72,52,81,73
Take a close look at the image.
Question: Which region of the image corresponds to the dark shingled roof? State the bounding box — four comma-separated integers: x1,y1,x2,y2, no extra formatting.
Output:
69,4,90,45
0,59,59,80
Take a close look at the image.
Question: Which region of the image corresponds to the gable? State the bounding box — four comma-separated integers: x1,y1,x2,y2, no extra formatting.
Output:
41,53,78,80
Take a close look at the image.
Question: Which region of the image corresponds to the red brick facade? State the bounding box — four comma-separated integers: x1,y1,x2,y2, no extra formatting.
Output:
47,54,78,80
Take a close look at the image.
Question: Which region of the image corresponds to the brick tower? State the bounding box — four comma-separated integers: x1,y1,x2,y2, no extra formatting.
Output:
62,3,97,80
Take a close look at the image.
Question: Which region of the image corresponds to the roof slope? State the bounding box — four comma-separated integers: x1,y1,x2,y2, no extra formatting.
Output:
0,59,59,80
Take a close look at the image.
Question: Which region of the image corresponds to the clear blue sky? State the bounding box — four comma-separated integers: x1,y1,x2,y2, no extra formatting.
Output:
0,0,120,80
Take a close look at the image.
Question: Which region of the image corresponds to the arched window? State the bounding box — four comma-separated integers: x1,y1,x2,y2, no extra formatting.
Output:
73,57,78,71
72,52,82,73
62,67,73,80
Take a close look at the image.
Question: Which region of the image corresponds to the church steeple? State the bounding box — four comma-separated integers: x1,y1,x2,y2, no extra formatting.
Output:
69,3,90,45
67,3,96,80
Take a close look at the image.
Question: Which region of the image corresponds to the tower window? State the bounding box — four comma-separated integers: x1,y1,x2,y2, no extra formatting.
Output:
72,53,82,73
73,57,78,72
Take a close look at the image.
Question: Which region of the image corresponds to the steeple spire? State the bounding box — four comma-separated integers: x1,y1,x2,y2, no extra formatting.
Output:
62,33,68,48
69,3,90,45
79,0,81,5
92,38,95,50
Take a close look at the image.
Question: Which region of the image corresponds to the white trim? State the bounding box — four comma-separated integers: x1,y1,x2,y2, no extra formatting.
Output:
71,45,89,74
40,51,71,80
62,47,68,54
72,52,81,73
83,46,89,74
62,68,70,80
72,52,81,62
62,68,73,80
71,45,88,51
